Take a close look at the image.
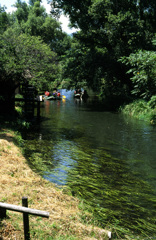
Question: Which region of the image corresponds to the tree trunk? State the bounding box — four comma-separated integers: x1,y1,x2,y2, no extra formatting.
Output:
0,80,16,116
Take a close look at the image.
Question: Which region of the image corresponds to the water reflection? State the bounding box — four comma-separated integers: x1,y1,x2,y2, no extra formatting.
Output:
44,140,77,185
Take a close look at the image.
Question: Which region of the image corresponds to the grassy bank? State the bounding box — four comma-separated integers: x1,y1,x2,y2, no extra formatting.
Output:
120,98,156,125
0,129,111,240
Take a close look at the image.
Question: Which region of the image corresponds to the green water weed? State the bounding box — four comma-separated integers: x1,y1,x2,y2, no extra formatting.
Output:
66,144,156,239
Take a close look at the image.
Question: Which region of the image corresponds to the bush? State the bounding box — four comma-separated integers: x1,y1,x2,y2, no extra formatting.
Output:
119,50,156,100
121,99,156,125
148,95,156,109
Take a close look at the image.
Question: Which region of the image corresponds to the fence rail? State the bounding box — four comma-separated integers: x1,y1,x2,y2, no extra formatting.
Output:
0,197,49,240
0,197,112,239
0,202,49,218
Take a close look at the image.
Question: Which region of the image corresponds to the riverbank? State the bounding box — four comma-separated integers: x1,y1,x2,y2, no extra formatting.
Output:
0,129,111,240
120,99,156,125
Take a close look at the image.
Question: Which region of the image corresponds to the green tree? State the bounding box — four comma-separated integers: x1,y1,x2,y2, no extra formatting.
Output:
0,28,59,114
29,0,41,6
61,39,109,91
0,29,59,90
51,0,156,102
13,0,30,23
120,49,156,100
13,1,72,57
0,6,11,34
0,1,72,114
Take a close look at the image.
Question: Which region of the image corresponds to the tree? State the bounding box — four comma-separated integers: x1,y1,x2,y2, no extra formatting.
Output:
50,0,156,102
50,0,92,30
13,0,30,23
29,0,41,6
0,28,59,114
0,28,59,90
61,38,109,91
13,1,72,57
119,49,156,100
0,1,72,114
0,6,10,34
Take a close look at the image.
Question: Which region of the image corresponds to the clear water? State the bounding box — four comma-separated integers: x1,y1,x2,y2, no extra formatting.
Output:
24,90,156,237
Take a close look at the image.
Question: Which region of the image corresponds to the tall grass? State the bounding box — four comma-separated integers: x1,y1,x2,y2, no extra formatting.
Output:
120,97,156,125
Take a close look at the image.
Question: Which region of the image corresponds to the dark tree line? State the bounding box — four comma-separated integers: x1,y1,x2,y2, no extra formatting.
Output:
50,0,156,104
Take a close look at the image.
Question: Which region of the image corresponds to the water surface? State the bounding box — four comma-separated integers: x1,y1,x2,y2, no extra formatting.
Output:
24,90,156,238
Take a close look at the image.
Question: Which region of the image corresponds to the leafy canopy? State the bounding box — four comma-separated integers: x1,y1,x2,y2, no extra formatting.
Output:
50,0,156,100
0,28,59,91
120,50,156,100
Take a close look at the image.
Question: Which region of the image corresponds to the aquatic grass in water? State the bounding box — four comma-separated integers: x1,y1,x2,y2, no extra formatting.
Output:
65,143,156,238
24,135,156,238
24,139,55,174
23,124,156,239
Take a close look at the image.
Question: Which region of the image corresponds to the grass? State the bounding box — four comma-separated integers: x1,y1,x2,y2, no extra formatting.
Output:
120,99,156,125
0,129,111,240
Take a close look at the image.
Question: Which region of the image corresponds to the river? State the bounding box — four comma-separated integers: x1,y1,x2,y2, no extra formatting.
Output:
24,89,156,238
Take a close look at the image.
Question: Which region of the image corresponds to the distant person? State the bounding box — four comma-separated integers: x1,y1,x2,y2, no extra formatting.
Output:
81,90,89,99
57,92,61,97
53,88,57,97
77,89,81,94
83,90,88,96
45,91,50,96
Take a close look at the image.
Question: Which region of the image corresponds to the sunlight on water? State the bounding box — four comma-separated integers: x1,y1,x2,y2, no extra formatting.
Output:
44,140,77,185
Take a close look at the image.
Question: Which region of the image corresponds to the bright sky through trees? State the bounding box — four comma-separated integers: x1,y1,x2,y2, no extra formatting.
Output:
0,0,77,34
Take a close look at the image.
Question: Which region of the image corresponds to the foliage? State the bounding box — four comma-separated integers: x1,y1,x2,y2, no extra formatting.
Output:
13,0,30,23
51,0,156,34
0,6,10,33
0,1,72,96
121,99,156,124
51,0,156,101
13,1,72,57
61,40,103,90
1,0,156,112
120,50,156,100
148,95,156,108
0,1,73,116
0,29,58,91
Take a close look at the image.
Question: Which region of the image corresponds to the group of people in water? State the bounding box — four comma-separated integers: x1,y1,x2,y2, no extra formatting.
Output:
45,89,61,98
44,88,88,100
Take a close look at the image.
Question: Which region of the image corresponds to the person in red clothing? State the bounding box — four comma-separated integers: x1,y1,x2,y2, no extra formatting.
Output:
45,91,50,96
57,91,61,97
